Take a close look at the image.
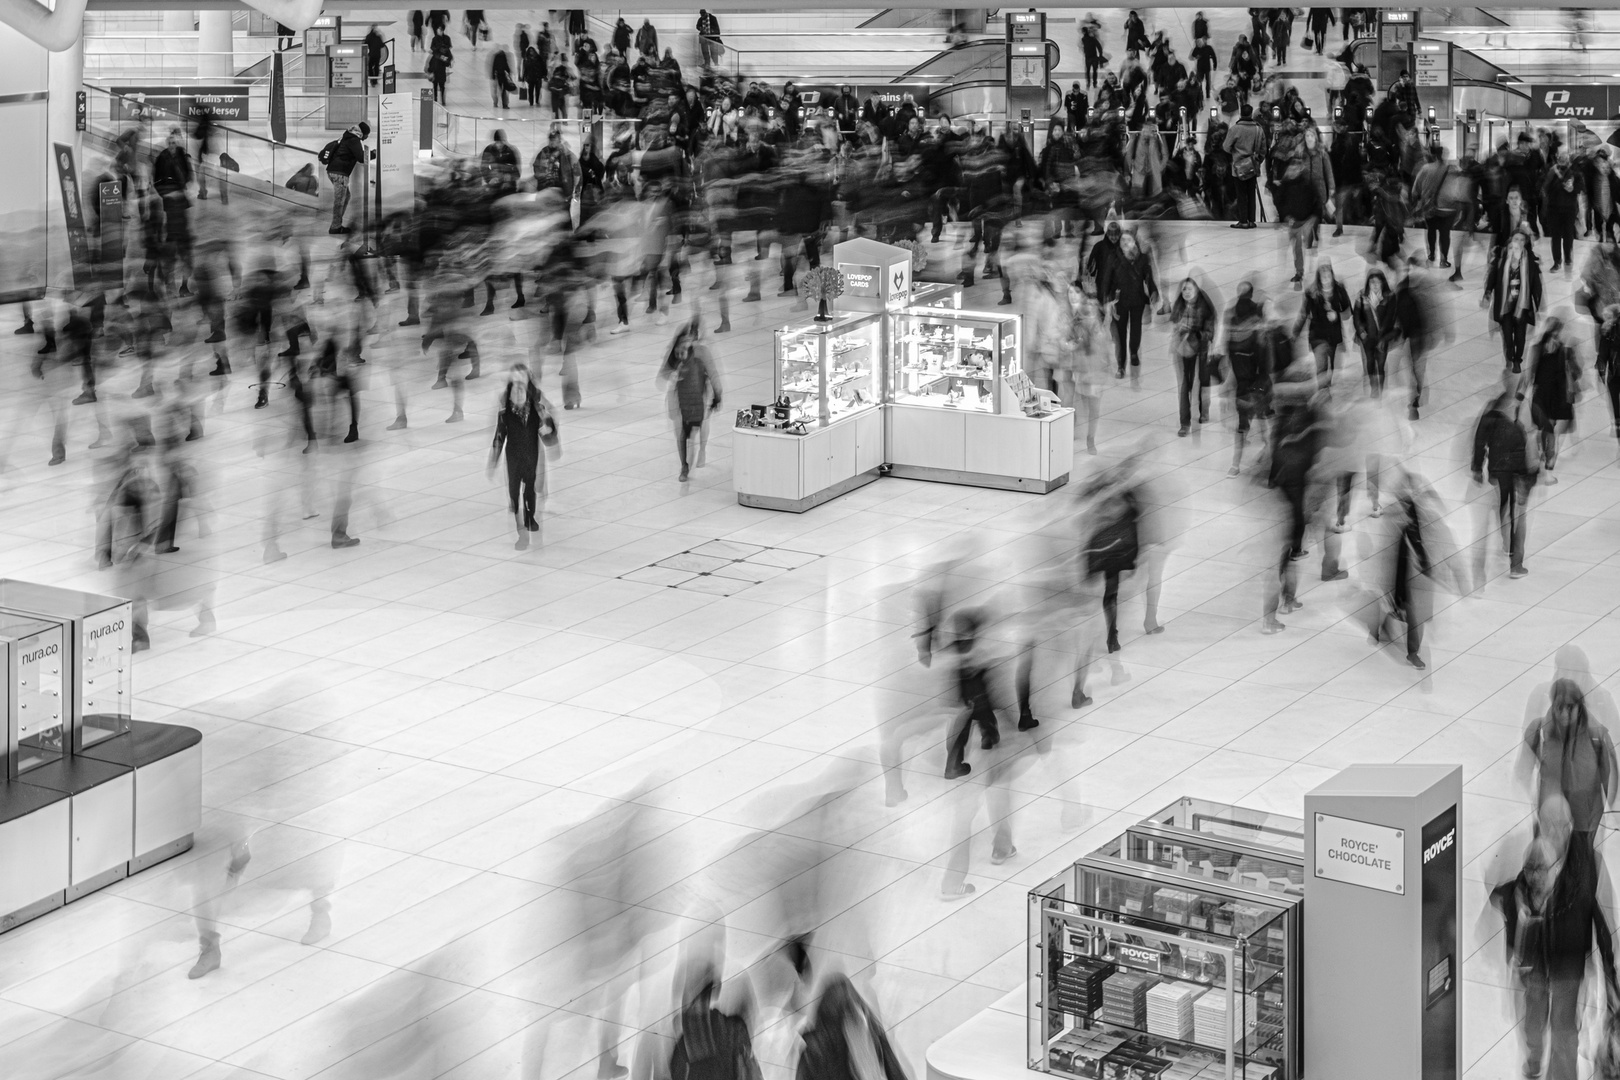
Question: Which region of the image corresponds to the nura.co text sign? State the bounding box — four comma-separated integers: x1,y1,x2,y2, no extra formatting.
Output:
1315,813,1405,895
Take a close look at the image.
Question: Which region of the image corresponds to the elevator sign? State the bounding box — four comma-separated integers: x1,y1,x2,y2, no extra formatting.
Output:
1411,40,1450,88
1315,813,1405,895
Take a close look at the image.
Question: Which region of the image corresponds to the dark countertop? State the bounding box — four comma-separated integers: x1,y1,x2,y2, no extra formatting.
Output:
80,720,202,768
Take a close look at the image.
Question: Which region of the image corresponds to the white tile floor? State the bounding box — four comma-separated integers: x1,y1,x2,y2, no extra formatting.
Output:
3,211,1620,1079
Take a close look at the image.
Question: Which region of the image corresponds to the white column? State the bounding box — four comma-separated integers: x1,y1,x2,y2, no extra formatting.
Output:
44,36,82,292
197,9,231,79
161,11,193,33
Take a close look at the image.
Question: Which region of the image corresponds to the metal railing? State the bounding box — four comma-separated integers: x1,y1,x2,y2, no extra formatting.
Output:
82,83,323,201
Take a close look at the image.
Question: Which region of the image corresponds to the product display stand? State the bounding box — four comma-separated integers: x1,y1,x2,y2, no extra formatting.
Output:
0,582,201,933
733,312,886,512
1304,765,1461,1080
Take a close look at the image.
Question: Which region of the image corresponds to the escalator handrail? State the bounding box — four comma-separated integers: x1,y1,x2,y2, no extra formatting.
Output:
899,38,1003,80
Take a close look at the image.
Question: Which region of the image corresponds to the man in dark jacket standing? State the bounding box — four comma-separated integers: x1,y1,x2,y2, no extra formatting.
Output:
832,84,861,143
1471,384,1535,582
1224,105,1264,227
323,121,370,234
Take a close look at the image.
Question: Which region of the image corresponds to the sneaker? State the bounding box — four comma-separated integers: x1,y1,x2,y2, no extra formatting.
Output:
990,846,1018,865
944,763,972,780
678,466,690,482
1261,619,1285,634
1510,566,1529,579
331,534,360,549
1407,653,1426,670
386,417,407,430
72,391,96,405
328,226,349,235
446,409,463,423
1178,425,1189,437
1323,569,1349,581
609,324,631,335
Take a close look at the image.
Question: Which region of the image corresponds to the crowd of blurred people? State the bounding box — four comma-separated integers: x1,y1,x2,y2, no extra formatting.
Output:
11,8,1620,1079
14,5,1620,675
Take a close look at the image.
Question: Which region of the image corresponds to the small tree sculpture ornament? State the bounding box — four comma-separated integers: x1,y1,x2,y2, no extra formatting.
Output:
797,266,846,322
893,239,928,277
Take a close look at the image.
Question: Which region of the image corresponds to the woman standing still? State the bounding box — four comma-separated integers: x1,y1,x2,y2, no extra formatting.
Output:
1485,229,1544,372
1103,231,1158,386
1542,148,1583,273
659,320,722,482
1525,315,1581,484
1353,270,1396,395
1170,277,1216,435
1295,261,1351,386
487,364,558,549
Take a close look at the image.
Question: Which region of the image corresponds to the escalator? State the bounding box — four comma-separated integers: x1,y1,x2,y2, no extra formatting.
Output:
902,37,1063,119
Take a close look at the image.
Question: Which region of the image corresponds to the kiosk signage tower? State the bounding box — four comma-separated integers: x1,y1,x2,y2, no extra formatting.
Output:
1304,765,1461,1080
0,581,131,754
0,612,67,779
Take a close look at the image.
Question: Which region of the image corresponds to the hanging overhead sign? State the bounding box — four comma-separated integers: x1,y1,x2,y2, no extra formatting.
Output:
109,86,250,123
1527,84,1620,120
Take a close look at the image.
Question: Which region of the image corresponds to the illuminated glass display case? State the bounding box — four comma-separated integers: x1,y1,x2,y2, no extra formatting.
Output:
890,308,1022,413
773,311,883,428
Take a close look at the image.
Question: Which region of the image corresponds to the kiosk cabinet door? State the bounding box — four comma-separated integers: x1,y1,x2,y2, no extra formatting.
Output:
828,421,858,484
798,427,835,495
854,408,884,473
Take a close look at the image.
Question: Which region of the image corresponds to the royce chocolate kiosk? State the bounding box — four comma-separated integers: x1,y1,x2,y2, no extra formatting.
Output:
0,582,201,931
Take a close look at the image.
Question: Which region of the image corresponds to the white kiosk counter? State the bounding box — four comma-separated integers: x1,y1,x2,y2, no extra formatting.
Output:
886,307,1073,493
733,311,886,512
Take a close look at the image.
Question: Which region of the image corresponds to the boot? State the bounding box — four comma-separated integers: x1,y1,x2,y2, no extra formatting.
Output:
255,388,268,409
343,424,359,444
14,320,33,334
37,333,56,355
715,320,730,334
188,932,222,979
132,375,155,399
209,358,231,377
73,389,97,405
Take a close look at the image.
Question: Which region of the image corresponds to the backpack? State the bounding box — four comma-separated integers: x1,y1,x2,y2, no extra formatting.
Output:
319,140,339,167
1084,491,1140,574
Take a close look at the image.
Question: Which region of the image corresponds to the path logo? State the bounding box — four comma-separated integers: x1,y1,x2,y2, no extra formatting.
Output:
1545,90,1595,117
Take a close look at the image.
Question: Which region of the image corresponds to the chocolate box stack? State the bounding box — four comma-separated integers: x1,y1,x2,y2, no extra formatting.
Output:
1057,957,1117,1018
1100,971,1159,1030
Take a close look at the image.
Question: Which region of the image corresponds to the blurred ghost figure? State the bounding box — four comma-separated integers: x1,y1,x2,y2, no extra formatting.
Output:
187,825,338,979
95,434,158,651
1524,646,1620,740
1490,820,1617,1080
794,973,909,1080
529,789,672,1079
1356,465,1459,669
1519,676,1618,879
939,748,1017,900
